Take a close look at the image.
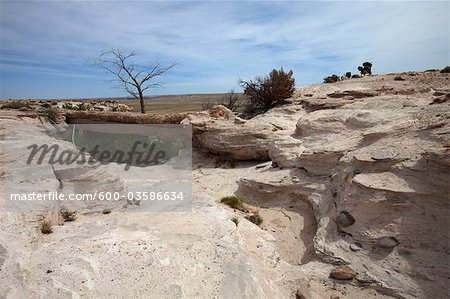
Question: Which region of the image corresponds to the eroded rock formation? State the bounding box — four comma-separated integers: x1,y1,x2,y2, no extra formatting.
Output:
0,71,448,299
184,71,450,298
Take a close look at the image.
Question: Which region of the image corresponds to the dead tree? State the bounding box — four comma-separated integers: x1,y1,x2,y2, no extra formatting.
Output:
97,49,176,113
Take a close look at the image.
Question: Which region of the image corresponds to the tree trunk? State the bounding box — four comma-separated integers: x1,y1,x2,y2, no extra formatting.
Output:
138,90,145,114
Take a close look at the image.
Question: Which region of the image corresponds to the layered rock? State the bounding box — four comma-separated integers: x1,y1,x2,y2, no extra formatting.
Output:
186,71,450,298
1,71,448,299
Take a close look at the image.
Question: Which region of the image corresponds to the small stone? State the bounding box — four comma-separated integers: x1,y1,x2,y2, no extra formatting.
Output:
350,243,362,252
377,236,399,248
330,265,358,280
46,270,52,273
330,296,340,299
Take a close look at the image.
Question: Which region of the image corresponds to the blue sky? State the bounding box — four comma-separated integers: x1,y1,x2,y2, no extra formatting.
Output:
0,0,448,99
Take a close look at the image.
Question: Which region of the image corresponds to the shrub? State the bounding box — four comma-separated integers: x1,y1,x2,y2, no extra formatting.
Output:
38,107,58,124
41,220,53,234
76,103,88,111
220,195,245,211
323,74,340,83
62,102,88,110
440,66,450,73
394,76,405,81
358,61,372,76
60,209,77,222
239,67,295,117
62,103,74,110
246,211,263,226
345,72,352,78
1,101,32,110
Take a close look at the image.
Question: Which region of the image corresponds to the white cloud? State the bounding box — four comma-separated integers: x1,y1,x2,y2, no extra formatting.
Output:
0,0,448,98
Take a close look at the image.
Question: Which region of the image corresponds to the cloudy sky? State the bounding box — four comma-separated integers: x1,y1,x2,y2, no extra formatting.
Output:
0,0,448,99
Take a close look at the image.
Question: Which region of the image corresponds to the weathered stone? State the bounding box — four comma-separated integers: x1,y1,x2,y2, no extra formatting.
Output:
377,237,400,248
350,243,362,252
330,265,358,280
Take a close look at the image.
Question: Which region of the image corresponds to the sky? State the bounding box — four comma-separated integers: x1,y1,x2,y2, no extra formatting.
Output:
0,0,448,99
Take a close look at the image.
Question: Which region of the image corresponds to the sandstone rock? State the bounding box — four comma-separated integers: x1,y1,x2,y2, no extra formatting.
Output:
327,90,378,98
209,105,233,119
229,71,450,298
64,110,188,124
350,243,362,252
330,265,358,280
300,97,354,112
377,237,400,248
2,71,450,299
183,105,304,160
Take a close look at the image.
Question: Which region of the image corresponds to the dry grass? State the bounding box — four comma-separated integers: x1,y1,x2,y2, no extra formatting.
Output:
246,211,263,226
41,219,53,234
118,94,225,113
60,209,77,222
220,195,245,211
117,93,244,114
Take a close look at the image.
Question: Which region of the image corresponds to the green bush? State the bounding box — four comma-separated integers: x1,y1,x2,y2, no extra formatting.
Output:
62,103,74,110
76,103,88,111
62,102,88,110
220,195,245,211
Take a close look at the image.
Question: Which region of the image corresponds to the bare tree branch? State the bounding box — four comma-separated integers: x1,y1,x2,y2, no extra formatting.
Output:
96,48,176,113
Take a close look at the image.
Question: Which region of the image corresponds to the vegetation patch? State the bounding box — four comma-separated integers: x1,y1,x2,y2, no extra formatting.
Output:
1,101,32,110
41,219,53,234
62,102,88,110
323,74,340,83
60,209,78,222
239,67,295,118
246,211,263,226
38,107,59,124
220,195,245,211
